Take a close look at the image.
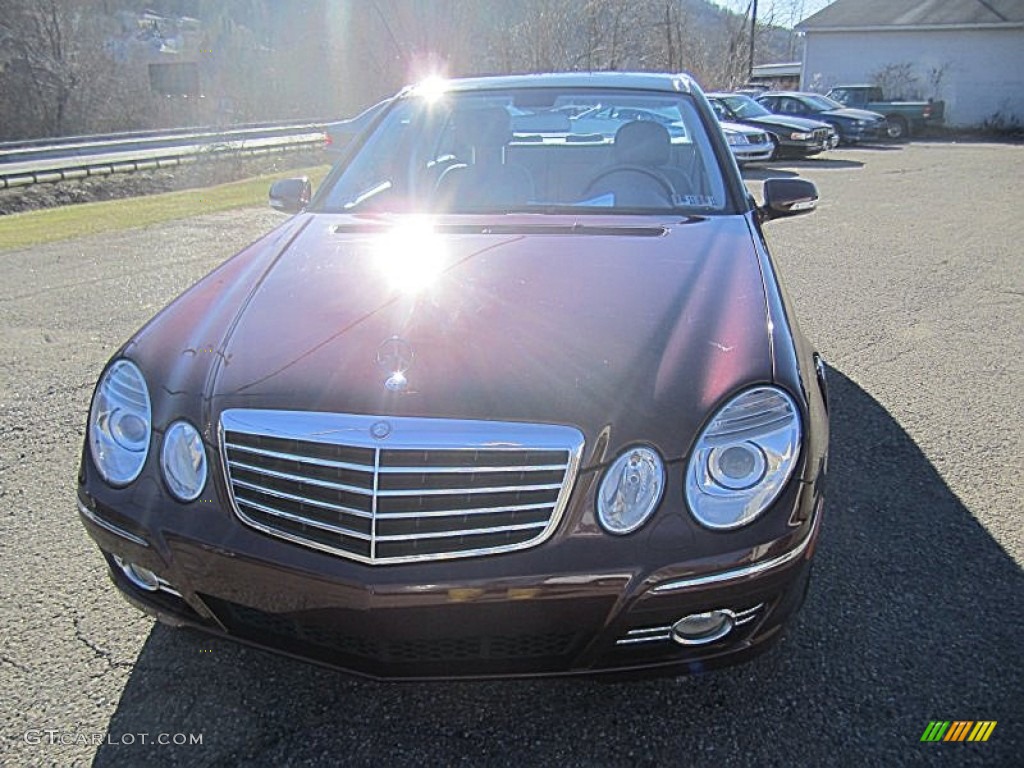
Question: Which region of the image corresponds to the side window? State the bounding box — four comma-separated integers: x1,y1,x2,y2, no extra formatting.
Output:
830,89,849,105
321,111,414,209
759,97,777,112
780,98,800,115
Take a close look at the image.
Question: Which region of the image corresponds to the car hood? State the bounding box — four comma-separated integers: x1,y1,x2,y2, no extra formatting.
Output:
137,213,774,463
823,107,885,122
742,114,829,132
719,120,766,137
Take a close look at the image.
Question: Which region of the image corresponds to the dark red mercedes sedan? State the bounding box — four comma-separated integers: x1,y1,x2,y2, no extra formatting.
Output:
77,72,828,680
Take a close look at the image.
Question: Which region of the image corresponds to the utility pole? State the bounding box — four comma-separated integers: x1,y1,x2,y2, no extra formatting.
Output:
748,0,759,81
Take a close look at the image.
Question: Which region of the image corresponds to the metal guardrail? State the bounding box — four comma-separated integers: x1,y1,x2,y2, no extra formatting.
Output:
0,123,327,190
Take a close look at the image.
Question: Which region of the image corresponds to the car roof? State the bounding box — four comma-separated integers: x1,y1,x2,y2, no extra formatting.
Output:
706,92,755,99
399,72,699,97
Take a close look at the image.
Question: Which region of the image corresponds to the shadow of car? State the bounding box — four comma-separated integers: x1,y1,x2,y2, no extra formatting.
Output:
89,365,1022,766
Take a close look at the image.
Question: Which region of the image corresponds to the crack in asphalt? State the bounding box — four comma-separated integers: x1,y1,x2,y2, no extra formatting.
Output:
1,653,30,673
72,614,135,672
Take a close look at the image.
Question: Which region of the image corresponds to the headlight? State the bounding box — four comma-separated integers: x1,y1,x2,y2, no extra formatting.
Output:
685,387,801,530
88,360,152,486
161,420,208,501
725,132,749,146
597,446,665,534
790,131,813,140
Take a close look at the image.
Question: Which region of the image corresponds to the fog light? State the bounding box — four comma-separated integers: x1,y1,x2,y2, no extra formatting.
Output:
672,610,734,646
113,555,160,592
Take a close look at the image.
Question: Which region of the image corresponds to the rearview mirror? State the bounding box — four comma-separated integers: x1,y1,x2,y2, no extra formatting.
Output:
760,178,818,221
269,177,311,213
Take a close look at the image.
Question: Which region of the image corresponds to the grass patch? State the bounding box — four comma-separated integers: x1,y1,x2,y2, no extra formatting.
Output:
0,165,330,250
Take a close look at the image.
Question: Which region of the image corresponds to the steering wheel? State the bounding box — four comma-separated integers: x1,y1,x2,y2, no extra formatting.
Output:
583,164,677,200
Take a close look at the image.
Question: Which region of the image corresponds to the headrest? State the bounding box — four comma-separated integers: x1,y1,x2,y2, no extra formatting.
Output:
614,120,671,165
454,106,513,148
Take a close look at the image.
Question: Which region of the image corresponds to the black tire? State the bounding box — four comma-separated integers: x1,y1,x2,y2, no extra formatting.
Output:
826,121,844,146
886,116,909,140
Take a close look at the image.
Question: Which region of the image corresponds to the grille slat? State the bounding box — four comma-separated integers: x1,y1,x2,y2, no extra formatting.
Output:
203,595,580,663
374,520,548,541
236,495,373,540
375,482,564,497
228,459,376,496
378,463,567,474
226,441,375,474
232,477,374,519
221,411,584,565
375,501,554,519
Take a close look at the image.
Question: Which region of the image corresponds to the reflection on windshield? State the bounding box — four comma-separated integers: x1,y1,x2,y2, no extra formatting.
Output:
317,88,729,216
721,96,770,120
805,95,842,111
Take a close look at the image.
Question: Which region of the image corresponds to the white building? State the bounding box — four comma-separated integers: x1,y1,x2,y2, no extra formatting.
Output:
797,0,1024,127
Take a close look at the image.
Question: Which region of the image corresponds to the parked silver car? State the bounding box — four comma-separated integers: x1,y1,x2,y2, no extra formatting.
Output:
720,121,774,163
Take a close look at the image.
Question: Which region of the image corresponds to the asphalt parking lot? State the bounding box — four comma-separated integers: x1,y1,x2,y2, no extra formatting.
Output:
1,142,1021,767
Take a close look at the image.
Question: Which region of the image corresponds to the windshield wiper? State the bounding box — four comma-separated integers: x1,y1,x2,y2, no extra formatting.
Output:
342,180,392,210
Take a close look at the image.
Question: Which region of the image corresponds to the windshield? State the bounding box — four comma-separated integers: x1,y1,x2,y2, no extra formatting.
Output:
803,94,843,111
315,87,730,216
719,95,771,119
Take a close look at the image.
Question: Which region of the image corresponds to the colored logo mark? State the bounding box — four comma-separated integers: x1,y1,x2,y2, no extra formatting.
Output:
920,721,997,742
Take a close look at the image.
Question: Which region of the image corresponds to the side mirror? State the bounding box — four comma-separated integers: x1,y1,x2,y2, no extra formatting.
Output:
269,177,311,213
760,178,818,221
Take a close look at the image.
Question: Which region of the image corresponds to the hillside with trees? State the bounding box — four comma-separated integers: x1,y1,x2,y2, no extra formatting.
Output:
0,0,802,141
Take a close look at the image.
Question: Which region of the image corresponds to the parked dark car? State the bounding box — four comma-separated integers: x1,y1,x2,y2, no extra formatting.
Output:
707,92,836,158
756,91,886,144
826,85,944,140
78,72,828,681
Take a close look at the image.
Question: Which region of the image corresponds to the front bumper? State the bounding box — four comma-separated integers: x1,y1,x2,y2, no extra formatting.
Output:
776,131,834,157
731,143,775,163
839,122,883,143
77,466,824,680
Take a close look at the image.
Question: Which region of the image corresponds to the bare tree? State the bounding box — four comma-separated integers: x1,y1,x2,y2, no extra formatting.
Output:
926,61,951,100
505,0,583,72
0,1,111,137
871,62,920,100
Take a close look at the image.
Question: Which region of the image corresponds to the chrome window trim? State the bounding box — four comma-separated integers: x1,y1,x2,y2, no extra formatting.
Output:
77,499,149,548
219,409,585,565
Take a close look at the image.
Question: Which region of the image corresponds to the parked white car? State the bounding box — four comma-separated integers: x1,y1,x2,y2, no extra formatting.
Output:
720,121,774,163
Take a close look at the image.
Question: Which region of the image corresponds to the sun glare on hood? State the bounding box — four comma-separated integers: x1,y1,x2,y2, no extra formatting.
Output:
373,216,448,294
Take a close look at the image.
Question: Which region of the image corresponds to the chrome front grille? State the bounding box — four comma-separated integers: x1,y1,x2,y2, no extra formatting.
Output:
220,410,584,564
